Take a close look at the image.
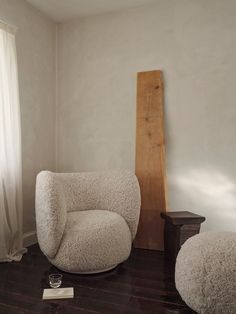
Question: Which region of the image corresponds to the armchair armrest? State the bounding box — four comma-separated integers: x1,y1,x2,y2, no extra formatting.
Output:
35,171,67,258
98,171,141,239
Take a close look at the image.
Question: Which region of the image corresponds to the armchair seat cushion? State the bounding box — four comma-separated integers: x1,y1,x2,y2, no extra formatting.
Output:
50,210,132,273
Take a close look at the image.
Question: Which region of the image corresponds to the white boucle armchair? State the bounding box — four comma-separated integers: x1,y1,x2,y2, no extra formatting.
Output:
35,170,141,273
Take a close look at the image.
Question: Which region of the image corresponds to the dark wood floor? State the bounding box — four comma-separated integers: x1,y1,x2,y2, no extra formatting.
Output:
0,245,195,314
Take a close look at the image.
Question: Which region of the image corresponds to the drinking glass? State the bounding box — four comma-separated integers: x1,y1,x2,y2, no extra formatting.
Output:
49,273,63,288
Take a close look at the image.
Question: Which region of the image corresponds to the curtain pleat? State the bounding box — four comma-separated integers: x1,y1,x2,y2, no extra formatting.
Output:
0,28,26,262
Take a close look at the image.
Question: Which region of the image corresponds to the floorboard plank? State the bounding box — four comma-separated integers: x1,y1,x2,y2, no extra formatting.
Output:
0,245,195,314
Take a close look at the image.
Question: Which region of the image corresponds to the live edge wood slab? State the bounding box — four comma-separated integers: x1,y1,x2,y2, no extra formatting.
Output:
135,70,167,251
161,211,206,263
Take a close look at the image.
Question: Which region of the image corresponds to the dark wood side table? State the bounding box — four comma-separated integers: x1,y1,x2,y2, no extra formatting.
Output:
160,211,206,263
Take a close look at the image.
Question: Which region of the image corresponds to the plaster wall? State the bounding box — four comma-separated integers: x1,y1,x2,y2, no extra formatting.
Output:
58,0,236,232
0,0,56,234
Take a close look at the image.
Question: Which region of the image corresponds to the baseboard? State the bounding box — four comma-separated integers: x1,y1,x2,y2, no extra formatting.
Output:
23,230,38,247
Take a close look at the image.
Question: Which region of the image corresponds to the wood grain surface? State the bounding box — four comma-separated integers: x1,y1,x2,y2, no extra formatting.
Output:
0,245,195,314
135,70,168,251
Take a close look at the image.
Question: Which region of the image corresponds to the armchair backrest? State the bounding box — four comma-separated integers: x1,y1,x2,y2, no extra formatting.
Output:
57,171,141,238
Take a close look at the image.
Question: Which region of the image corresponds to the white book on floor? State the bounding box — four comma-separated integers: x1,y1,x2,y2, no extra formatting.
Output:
43,287,74,300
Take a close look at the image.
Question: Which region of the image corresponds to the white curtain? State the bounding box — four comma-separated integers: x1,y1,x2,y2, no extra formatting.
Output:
0,24,26,262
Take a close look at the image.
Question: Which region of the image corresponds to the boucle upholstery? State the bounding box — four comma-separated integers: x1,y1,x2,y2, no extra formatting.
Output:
35,170,141,273
175,232,236,314
35,171,67,258
51,210,132,273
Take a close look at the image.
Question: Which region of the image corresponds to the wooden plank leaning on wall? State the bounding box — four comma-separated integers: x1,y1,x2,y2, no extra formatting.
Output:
134,70,168,251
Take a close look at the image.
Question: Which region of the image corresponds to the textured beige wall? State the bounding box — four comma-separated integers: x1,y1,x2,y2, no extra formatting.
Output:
1,0,236,236
58,0,236,232
0,0,56,234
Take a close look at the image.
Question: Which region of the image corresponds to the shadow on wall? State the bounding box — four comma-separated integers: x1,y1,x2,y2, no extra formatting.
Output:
169,169,236,232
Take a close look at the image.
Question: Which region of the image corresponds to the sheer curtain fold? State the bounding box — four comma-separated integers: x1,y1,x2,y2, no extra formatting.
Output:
0,27,26,262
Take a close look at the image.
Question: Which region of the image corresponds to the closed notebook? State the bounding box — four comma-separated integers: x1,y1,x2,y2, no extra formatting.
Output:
43,287,74,300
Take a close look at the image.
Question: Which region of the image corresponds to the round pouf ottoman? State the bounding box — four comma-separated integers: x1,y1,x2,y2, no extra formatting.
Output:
175,232,236,314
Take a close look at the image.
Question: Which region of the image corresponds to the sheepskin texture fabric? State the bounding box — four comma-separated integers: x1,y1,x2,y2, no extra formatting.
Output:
175,232,236,314
35,171,67,258
51,210,132,273
35,170,141,273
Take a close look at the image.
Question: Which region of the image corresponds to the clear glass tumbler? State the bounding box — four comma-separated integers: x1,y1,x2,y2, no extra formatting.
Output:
49,273,63,288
